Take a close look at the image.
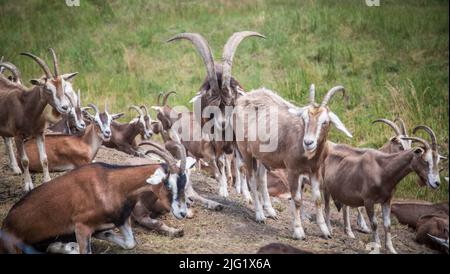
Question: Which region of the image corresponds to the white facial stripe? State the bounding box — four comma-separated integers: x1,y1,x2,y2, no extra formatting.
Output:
424,150,440,187
314,111,328,140
168,173,178,200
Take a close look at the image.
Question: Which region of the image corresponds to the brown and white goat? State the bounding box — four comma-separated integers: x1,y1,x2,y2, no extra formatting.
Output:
22,103,117,172
167,31,265,198
151,92,229,210
0,142,195,254
235,84,352,240
102,105,156,156
47,89,86,135
322,131,442,253
336,118,413,236
0,50,76,191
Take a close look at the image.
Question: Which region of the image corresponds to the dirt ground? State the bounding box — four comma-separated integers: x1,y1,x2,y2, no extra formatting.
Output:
0,142,437,254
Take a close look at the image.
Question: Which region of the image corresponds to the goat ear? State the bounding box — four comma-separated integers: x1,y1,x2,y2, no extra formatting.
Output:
111,112,125,120
185,157,197,170
438,154,447,161
81,108,95,121
146,168,166,185
329,112,353,138
30,79,46,86
189,94,202,104
62,72,78,82
288,107,305,116
151,106,162,111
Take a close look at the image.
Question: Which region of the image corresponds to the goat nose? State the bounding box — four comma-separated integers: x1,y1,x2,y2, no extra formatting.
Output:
180,211,187,218
61,105,69,111
304,139,314,146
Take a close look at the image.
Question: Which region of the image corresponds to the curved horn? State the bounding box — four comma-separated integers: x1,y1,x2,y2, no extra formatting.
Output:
0,62,21,83
162,91,176,106
20,52,52,79
401,137,431,150
144,149,177,172
320,85,346,107
157,92,163,106
413,125,437,151
394,117,408,136
372,119,401,136
167,33,219,93
140,141,178,171
87,103,100,115
309,84,315,105
129,105,143,117
222,31,266,90
140,105,149,116
48,48,59,77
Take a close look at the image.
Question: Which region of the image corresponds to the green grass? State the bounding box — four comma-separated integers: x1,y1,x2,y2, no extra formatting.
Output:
0,0,448,202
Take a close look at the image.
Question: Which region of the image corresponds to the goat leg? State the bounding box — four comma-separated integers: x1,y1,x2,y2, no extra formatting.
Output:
382,202,397,254
132,214,183,238
94,218,136,250
217,154,229,198
257,164,277,219
365,202,381,248
323,190,333,234
310,173,331,239
288,171,305,240
356,207,371,234
14,137,33,191
343,206,355,238
74,223,93,254
3,137,21,174
36,134,51,183
234,149,252,203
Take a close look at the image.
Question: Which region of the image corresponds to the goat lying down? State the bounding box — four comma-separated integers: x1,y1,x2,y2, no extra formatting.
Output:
391,201,448,253
322,134,442,254
20,103,117,172
0,142,195,254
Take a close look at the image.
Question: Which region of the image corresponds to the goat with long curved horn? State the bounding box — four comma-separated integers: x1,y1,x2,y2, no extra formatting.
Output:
222,31,266,92
167,33,219,93
20,52,53,79
372,119,401,136
162,91,177,106
394,117,408,136
129,105,143,117
0,62,21,83
49,48,60,77
413,125,437,151
320,86,346,107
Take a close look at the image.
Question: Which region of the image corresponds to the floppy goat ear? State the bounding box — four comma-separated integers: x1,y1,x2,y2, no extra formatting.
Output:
329,112,353,138
61,72,78,82
146,168,167,185
30,79,46,87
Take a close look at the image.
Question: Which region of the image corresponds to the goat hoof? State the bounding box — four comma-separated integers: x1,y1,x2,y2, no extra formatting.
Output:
346,231,356,239
213,204,223,211
170,229,184,238
293,230,306,240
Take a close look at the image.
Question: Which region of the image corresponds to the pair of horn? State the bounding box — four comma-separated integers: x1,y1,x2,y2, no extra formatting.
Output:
20,48,60,79
308,84,346,107
400,125,437,151
139,140,187,173
167,31,265,94
372,118,407,136
156,91,177,106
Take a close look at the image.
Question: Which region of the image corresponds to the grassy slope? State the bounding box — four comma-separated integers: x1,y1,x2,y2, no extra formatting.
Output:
0,0,448,201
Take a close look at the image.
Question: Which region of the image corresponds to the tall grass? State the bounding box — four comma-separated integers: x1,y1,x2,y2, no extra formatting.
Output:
0,0,448,202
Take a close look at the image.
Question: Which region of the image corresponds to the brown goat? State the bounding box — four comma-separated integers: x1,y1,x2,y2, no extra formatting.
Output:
0,50,76,191
322,131,442,253
235,84,352,240
257,243,315,254
167,32,265,199
415,214,449,253
22,103,117,172
0,141,195,254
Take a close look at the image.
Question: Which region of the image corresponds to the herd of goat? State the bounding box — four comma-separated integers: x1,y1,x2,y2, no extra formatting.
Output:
0,31,448,254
